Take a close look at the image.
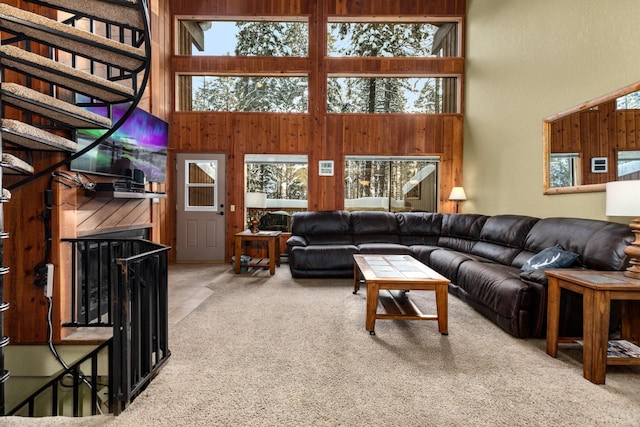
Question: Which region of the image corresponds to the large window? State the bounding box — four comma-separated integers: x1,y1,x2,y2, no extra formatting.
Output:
327,21,459,57
177,75,308,112
328,76,457,113
344,156,439,212
245,154,308,231
177,19,308,56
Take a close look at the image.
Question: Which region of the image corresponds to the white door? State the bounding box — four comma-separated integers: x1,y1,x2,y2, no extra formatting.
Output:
176,153,226,262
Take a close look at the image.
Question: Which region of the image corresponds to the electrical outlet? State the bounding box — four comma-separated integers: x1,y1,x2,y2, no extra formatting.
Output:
34,263,48,288
45,263,54,298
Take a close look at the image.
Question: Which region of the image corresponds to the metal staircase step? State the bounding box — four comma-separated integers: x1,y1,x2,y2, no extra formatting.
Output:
1,119,78,152
1,83,112,129
26,0,144,31
0,3,146,72
0,45,135,103
0,153,34,175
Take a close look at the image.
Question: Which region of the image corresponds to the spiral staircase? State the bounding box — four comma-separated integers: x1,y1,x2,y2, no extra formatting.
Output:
0,0,151,416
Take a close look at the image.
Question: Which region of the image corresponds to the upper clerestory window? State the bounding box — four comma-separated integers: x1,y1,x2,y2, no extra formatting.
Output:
327,20,460,57
177,19,309,56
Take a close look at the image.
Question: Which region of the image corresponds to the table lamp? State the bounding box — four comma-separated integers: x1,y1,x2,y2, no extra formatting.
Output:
606,180,640,279
448,187,467,213
245,192,267,233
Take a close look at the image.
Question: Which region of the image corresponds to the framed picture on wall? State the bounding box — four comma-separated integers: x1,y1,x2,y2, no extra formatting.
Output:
319,160,334,176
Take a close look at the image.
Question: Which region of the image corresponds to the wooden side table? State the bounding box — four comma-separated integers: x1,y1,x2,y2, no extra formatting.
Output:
234,231,281,275
545,269,640,384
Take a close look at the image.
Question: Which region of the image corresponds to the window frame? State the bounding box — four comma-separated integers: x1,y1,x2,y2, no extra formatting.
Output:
326,18,462,58
244,153,309,211
175,16,310,57
327,74,460,114
344,155,441,213
549,153,580,188
184,159,219,212
176,73,310,113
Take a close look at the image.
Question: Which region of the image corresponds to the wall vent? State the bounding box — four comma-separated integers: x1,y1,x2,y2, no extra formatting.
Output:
591,157,608,173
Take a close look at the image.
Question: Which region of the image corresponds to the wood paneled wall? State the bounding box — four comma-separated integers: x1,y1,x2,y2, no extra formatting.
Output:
167,0,466,262
550,100,640,185
4,0,171,343
3,0,464,342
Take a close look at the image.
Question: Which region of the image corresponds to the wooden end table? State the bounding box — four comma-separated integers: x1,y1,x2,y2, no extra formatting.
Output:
545,269,640,384
234,230,281,275
352,254,450,336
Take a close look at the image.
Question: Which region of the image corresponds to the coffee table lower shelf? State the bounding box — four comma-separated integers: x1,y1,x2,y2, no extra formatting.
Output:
376,289,439,320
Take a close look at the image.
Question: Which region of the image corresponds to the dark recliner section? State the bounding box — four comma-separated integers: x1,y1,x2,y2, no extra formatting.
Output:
286,210,633,338
287,210,357,278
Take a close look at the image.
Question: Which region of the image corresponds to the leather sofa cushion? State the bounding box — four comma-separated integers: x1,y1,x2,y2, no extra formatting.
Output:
456,262,532,320
523,217,633,271
410,245,442,264
471,242,522,266
478,215,539,246
286,235,307,247
428,249,485,283
351,211,400,244
438,214,487,252
307,234,354,246
358,243,412,255
289,244,358,270
470,215,539,265
396,212,443,245
442,214,487,238
290,210,353,246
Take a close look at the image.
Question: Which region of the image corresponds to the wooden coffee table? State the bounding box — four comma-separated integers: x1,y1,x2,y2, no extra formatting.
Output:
352,254,450,335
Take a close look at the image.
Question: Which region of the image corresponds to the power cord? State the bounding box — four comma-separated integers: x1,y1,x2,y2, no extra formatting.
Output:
51,171,96,191
39,172,104,414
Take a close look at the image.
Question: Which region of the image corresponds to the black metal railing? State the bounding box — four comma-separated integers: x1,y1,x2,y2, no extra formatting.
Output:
7,341,112,417
111,240,171,415
6,238,171,417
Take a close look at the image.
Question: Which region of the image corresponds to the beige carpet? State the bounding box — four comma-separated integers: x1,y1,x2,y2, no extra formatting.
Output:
3,264,640,426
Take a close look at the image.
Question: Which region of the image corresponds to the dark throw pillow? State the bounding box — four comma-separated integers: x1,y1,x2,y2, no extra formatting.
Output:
521,244,579,272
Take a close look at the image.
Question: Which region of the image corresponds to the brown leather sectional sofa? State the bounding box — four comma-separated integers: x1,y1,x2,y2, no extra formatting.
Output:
286,210,633,338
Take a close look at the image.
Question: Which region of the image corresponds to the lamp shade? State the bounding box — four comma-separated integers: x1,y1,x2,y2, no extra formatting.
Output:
245,192,267,208
448,187,467,201
606,181,640,216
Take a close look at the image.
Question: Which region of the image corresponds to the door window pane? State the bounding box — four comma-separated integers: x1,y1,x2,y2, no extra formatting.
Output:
186,161,218,211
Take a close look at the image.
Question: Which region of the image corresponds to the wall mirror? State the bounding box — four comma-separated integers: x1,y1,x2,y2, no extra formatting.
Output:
543,81,640,194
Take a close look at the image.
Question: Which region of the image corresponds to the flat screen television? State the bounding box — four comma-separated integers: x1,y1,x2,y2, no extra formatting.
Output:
70,103,169,183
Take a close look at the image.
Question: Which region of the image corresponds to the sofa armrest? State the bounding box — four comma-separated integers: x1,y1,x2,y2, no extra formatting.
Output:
286,235,308,247
519,269,548,286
